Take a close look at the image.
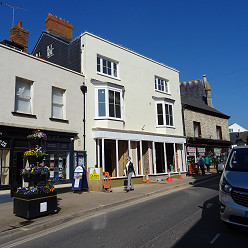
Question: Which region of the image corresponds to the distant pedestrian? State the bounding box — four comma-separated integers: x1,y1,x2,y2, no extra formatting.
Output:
125,156,136,192
205,155,211,172
197,155,205,175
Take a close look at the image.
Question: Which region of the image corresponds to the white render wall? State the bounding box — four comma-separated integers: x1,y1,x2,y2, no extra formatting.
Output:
0,44,85,151
80,33,185,167
229,123,247,133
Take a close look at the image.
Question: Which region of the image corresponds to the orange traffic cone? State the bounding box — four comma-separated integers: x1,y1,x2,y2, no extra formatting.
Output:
167,170,173,181
177,169,183,179
146,173,150,183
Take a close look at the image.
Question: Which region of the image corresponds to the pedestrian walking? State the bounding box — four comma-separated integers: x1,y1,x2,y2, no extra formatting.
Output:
125,156,136,192
197,155,205,175
205,155,211,172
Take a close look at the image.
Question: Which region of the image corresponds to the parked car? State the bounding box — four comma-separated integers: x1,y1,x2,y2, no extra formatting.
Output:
219,146,248,227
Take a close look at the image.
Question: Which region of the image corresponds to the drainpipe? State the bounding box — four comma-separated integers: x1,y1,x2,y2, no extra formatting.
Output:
80,85,87,150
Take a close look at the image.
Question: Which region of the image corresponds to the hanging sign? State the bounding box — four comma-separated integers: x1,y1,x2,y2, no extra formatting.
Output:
72,166,84,191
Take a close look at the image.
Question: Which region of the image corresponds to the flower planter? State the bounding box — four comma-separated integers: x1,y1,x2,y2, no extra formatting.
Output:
13,192,57,219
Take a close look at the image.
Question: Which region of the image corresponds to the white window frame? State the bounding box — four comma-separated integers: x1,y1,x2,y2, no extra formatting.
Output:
94,84,123,121
14,77,33,114
155,76,169,94
155,100,175,128
52,87,66,119
97,55,118,78
47,44,54,58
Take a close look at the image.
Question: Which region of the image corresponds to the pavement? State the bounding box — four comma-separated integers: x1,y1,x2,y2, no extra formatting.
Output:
0,169,220,246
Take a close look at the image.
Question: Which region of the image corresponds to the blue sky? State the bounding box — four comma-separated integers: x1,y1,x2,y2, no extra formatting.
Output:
1,0,248,129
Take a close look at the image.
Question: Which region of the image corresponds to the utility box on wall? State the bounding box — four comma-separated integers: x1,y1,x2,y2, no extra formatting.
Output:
88,167,103,192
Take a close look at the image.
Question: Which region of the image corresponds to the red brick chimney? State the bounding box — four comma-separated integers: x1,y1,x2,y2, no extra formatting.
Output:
45,13,73,40
10,21,29,52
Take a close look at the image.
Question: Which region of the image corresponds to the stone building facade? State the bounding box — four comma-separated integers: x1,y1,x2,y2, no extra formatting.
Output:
181,75,231,165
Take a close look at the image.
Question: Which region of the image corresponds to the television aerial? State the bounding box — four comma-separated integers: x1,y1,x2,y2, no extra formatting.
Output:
0,2,29,27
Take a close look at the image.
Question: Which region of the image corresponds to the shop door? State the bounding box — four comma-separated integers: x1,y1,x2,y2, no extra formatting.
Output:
12,151,24,189
0,149,10,186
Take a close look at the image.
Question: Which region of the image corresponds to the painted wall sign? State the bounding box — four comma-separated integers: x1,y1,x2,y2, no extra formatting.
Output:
89,168,100,180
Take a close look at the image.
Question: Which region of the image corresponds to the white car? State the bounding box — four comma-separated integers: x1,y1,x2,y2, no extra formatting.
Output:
219,146,248,227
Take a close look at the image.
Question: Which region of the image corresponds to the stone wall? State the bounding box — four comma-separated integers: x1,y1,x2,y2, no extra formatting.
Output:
184,109,230,141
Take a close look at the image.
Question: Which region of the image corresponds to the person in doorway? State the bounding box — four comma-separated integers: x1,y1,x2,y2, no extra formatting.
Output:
205,155,211,172
125,156,136,192
197,155,205,175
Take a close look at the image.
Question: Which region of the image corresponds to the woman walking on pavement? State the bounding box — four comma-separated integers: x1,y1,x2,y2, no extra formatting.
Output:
125,156,136,192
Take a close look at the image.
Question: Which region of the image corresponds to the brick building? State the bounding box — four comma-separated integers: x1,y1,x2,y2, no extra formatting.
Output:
180,75,231,165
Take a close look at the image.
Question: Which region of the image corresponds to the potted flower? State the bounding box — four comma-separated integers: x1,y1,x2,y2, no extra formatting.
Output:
14,183,57,219
27,129,47,147
20,168,31,182
24,146,47,166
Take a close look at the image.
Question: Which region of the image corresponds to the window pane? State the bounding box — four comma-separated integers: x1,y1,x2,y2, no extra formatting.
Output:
107,61,111,75
164,81,168,93
116,105,121,118
103,59,107,74
53,105,63,118
109,103,115,117
161,79,164,92
98,89,105,103
155,78,157,90
97,57,101,72
53,89,63,104
98,103,106,116
109,90,114,103
98,89,105,117
115,92,120,104
157,104,164,125
113,63,117,77
158,79,161,91
15,98,31,112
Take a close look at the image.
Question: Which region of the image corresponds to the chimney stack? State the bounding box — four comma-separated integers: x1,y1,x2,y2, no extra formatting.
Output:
203,75,213,108
45,13,73,40
10,21,29,52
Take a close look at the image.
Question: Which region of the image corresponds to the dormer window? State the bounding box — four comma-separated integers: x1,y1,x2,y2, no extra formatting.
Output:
47,44,54,58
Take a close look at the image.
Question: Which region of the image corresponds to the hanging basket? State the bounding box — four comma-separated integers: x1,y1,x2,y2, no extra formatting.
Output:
29,139,41,148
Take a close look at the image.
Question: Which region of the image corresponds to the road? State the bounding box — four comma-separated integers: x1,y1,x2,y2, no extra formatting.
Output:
4,176,248,248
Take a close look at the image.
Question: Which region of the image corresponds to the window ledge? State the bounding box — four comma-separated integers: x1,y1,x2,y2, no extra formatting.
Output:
12,111,37,119
156,125,175,129
97,72,121,81
94,117,124,122
155,89,171,95
49,117,69,123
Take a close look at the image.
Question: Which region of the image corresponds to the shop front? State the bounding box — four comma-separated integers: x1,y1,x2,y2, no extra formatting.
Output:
186,137,231,167
0,126,78,193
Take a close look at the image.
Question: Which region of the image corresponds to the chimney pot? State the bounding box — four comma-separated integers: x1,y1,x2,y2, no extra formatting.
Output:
17,21,22,27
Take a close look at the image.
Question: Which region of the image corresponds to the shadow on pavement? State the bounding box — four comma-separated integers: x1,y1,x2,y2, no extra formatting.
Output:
172,190,248,248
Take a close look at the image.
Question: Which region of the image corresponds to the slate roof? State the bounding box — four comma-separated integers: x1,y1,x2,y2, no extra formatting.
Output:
181,95,230,119
229,132,240,145
180,79,207,104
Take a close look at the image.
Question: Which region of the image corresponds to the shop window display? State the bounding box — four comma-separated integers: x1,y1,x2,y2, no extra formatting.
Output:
44,152,70,181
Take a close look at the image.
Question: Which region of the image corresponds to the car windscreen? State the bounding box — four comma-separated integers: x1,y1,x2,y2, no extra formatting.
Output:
226,148,248,172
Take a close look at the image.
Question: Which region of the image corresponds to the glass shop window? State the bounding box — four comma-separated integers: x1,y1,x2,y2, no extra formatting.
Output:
0,149,10,186
43,152,70,181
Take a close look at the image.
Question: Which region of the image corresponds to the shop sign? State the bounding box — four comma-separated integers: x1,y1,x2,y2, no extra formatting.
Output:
46,142,58,150
89,168,100,180
59,143,70,150
188,153,195,156
214,148,221,156
187,147,196,153
197,148,205,153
